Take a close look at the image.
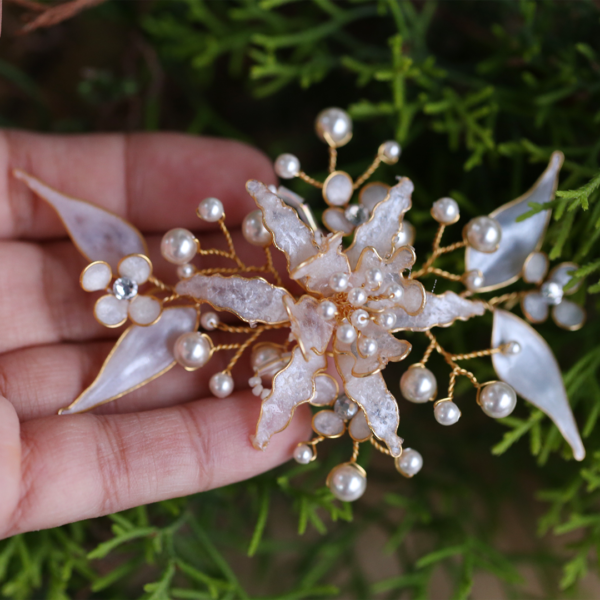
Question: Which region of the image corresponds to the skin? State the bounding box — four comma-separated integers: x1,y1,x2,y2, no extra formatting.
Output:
0,131,311,540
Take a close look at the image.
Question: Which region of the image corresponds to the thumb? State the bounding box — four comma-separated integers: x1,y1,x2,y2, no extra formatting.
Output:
0,395,21,539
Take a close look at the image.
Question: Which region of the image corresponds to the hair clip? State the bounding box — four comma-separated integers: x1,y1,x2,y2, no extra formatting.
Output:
13,107,585,503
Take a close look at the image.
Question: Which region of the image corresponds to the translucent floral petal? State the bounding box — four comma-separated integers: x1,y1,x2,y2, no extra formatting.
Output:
290,232,351,295
283,295,334,356
465,152,563,291
59,307,199,415
392,291,486,332
549,262,582,295
94,295,129,328
521,291,549,323
246,180,317,271
492,309,584,460
128,295,162,326
349,409,372,442
252,347,327,450
14,170,147,272
176,274,291,325
313,410,345,437
336,353,403,456
323,207,354,235
345,178,414,268
552,300,585,331
81,261,112,292
311,374,339,406
359,182,390,212
118,254,152,284
522,252,549,284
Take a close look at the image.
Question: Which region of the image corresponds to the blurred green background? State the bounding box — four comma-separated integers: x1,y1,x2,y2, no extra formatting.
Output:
1,1,600,598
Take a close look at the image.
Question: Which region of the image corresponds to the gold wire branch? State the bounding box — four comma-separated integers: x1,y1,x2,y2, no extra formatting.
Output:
353,155,382,190
427,267,463,282
264,246,284,287
350,441,360,463
450,346,505,361
370,437,393,456
225,327,266,374
328,147,337,173
219,218,245,269
297,172,324,189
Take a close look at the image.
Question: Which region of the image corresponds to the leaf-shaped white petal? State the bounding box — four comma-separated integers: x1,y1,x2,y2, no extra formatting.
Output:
176,274,291,325
14,170,147,272
348,409,372,442
246,180,317,271
492,309,584,460
336,353,403,456
59,306,199,415
522,252,549,284
345,178,414,269
552,300,585,331
465,152,563,291
284,295,334,356
392,291,486,332
252,347,326,450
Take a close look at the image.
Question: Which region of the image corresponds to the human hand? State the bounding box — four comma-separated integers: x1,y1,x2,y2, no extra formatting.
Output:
0,131,311,539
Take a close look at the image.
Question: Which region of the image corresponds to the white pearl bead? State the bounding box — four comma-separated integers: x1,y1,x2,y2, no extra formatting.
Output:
376,311,397,330
177,263,196,279
242,210,272,247
358,336,378,357
161,228,198,265
395,448,423,478
479,382,517,419
400,366,437,403
173,332,212,370
434,401,461,426
464,269,485,291
336,323,357,344
502,341,521,355
251,345,282,370
293,444,313,464
209,372,234,398
200,311,219,331
379,140,401,164
347,287,367,307
386,283,404,302
334,394,359,420
465,216,502,253
350,309,370,330
327,463,367,502
329,272,350,292
274,153,300,179
431,197,460,225
315,107,353,147
365,268,383,289
393,221,416,247
318,300,338,321
198,197,224,222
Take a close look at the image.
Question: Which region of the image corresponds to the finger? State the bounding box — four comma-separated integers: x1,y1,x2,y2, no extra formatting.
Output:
1,395,311,538
0,396,21,530
0,130,276,241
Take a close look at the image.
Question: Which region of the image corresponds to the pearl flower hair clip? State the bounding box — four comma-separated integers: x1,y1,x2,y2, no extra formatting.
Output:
13,107,586,503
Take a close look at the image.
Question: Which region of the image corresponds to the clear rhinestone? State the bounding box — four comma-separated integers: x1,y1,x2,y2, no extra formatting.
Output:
345,204,369,226
334,394,359,420
540,281,563,305
113,277,138,300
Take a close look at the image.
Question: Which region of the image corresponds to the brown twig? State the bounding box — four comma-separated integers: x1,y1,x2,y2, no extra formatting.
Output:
13,0,107,33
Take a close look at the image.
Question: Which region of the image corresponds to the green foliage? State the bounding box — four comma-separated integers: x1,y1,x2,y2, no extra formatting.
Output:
1,1,600,598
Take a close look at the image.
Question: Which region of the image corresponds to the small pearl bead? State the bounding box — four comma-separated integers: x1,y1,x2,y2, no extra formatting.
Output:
209,372,234,398
242,210,272,247
365,268,383,290
198,197,224,222
252,385,263,396
464,269,485,291
479,382,517,419
329,272,350,292
318,300,338,321
431,197,460,225
347,287,367,307
400,366,437,403
465,216,502,253
379,140,401,164
336,323,357,344
502,341,521,355
434,401,461,426
358,336,378,357
334,394,359,420
327,463,367,502
177,263,196,279
293,444,313,465
248,376,262,387
161,228,198,265
395,448,423,478
350,309,370,330
315,107,353,148
174,332,212,370
376,311,397,330
387,283,404,302
393,221,416,247
251,345,282,370
201,311,219,331
274,153,300,179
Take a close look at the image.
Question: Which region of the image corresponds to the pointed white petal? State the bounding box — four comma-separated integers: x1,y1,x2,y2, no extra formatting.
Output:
552,300,585,331
14,170,147,271
522,252,549,284
128,295,162,326
94,295,129,328
59,307,199,414
521,291,549,323
284,295,334,356
492,309,584,460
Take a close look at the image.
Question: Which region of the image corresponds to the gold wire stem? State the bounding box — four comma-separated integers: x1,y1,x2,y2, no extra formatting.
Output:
219,218,245,269
418,337,438,366
427,267,463,282
328,147,337,173
353,155,382,190
350,441,360,463
161,293,179,304
307,436,325,447
450,346,504,361
370,437,392,456
297,172,324,189
487,291,523,310
148,276,174,292
213,343,243,352
198,248,232,259
264,246,284,287
436,240,466,255
411,224,446,278
225,327,265,373
216,323,283,333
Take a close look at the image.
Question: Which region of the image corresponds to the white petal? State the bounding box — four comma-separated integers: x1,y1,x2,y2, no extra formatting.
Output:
60,307,199,414
246,180,317,271
359,182,390,212
521,292,549,323
118,254,152,284
176,274,291,325
393,291,486,332
522,252,549,284
323,171,353,206
128,295,162,326
311,374,339,406
313,410,346,437
94,295,129,328
323,208,354,235
14,170,146,271
252,347,327,450
336,353,403,456
81,261,112,292
549,262,582,295
284,295,334,357
345,178,413,269
349,410,372,442
492,309,584,460
465,152,563,291
552,300,585,330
